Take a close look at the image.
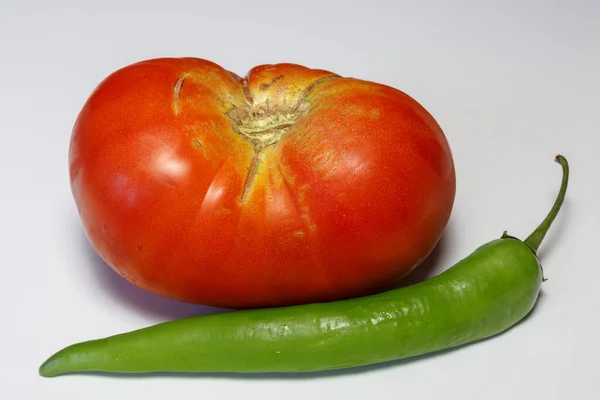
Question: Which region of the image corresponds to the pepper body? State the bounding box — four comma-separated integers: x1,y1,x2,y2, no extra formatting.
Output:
40,238,541,376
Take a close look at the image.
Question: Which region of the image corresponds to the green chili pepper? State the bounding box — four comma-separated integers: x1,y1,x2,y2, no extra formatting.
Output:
39,155,569,377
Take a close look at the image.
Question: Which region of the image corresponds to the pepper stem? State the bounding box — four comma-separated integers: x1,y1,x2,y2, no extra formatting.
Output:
524,155,569,253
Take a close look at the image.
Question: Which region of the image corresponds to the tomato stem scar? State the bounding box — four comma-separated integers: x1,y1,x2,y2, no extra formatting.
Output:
173,73,192,116
239,149,262,203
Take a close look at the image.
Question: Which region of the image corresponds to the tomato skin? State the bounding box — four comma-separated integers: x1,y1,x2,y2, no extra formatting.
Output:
69,58,455,309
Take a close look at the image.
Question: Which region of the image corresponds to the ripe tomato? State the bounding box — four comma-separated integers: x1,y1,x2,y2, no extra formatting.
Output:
69,58,455,309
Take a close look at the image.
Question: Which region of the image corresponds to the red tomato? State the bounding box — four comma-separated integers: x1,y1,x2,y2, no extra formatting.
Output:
69,58,455,309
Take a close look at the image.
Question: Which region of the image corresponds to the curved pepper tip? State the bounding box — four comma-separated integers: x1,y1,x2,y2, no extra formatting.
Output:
39,356,61,378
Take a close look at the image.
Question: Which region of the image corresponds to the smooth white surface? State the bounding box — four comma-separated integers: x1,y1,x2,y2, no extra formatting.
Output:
1,0,599,398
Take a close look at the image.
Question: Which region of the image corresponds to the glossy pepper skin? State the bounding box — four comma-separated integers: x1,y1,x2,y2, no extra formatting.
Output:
68,58,456,308
40,156,568,377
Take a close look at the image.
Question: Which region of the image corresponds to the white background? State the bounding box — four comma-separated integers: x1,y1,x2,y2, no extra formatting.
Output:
1,0,599,399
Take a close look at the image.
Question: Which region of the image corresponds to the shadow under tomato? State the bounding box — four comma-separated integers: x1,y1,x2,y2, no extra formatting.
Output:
80,216,457,321
385,221,458,290
78,228,231,321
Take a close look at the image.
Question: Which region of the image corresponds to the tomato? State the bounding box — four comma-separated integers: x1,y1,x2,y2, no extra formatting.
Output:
69,58,456,309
